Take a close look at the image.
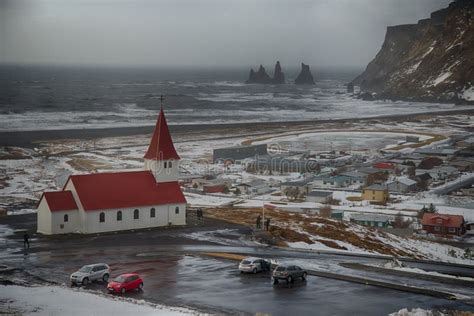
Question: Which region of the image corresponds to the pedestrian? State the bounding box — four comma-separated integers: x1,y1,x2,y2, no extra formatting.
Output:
256,215,261,229
198,208,204,221
23,232,30,249
265,218,271,231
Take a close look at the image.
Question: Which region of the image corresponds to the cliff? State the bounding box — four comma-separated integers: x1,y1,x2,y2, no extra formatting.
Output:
295,63,315,85
246,65,272,84
272,61,285,84
352,0,474,103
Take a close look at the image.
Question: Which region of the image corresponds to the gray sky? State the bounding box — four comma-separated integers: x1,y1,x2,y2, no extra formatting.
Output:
1,0,451,67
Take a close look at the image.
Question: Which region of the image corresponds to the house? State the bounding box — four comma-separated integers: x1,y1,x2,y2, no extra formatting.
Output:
330,210,344,220
339,171,367,187
311,175,351,188
415,172,432,184
306,190,333,203
361,184,390,204
422,213,465,236
386,177,417,193
373,162,395,171
281,178,314,195
37,108,186,235
237,179,273,195
414,147,459,156
191,178,232,191
350,214,393,228
428,166,460,181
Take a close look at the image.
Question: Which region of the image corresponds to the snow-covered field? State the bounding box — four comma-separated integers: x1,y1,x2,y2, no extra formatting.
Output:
0,285,200,316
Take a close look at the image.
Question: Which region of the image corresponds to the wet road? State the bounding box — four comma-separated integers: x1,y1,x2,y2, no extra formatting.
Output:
2,244,473,315
1,215,474,315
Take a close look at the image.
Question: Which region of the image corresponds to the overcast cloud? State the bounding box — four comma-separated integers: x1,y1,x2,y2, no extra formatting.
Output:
0,0,451,67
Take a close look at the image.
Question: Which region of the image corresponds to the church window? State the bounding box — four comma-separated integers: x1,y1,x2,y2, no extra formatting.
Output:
150,208,156,218
134,209,139,219
64,214,68,222
117,211,122,221
175,206,179,214
99,212,105,223
169,161,173,168
164,161,168,168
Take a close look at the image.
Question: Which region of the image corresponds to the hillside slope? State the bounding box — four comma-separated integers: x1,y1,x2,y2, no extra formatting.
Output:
353,0,474,103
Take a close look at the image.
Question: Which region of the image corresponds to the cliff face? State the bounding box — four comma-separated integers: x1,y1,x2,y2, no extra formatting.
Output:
272,61,285,84
353,0,474,103
246,62,286,84
295,63,315,85
246,65,272,84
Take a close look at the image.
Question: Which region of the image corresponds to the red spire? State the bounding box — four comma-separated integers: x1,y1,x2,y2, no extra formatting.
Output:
144,108,180,160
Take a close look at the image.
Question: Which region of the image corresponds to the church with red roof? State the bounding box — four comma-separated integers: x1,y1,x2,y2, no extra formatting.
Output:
37,107,186,235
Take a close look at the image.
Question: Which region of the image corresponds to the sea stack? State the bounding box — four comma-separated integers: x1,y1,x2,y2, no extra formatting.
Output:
295,63,315,85
245,65,272,84
272,61,285,84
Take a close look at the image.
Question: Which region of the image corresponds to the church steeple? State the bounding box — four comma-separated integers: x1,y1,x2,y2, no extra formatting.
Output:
144,107,180,161
144,100,180,183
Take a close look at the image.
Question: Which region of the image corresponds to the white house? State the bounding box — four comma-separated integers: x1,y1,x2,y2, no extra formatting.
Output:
386,177,417,193
37,107,187,235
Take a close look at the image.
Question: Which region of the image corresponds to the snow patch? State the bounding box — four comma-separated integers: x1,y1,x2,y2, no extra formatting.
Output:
0,285,199,315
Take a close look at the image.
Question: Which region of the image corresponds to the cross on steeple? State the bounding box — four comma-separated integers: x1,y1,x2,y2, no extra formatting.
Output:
160,94,165,109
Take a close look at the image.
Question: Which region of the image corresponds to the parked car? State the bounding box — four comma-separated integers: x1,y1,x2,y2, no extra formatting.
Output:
107,273,143,294
238,257,271,274
272,265,307,284
70,263,110,285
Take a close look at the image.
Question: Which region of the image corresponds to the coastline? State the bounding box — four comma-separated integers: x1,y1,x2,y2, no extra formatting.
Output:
1,107,473,147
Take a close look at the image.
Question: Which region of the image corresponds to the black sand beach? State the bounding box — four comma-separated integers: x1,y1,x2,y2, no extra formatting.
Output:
1,108,473,147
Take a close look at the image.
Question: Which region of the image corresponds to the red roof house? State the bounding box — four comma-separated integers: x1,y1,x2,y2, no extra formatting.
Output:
373,162,395,170
422,213,465,236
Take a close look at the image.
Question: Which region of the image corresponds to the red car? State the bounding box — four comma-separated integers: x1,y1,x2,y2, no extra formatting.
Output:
107,273,143,294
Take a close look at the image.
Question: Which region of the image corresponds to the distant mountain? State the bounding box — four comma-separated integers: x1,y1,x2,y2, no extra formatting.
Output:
352,0,474,104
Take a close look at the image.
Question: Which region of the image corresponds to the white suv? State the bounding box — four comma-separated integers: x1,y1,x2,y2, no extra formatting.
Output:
238,257,271,274
70,263,111,285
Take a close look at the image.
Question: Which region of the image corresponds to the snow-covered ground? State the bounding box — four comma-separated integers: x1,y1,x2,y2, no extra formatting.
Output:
0,285,200,316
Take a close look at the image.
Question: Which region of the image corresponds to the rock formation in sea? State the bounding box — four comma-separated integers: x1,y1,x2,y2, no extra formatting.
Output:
352,0,474,103
294,63,315,85
272,61,285,84
245,65,272,84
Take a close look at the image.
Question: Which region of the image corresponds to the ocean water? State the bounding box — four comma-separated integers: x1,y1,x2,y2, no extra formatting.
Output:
0,65,466,132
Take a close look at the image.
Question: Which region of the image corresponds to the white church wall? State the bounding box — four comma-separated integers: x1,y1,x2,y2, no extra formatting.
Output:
83,203,186,234
50,210,80,235
37,198,52,235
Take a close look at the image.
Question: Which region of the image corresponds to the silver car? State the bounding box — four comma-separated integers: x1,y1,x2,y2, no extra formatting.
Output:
272,265,307,284
238,257,271,274
70,263,111,285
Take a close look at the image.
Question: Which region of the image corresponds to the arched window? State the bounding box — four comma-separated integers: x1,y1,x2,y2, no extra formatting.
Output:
117,211,122,221
64,214,68,222
134,209,139,219
99,212,105,223
175,206,179,214
164,161,168,168
150,208,156,218
169,161,173,168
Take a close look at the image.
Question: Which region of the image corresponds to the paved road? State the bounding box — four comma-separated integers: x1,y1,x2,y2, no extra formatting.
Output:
1,214,474,315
